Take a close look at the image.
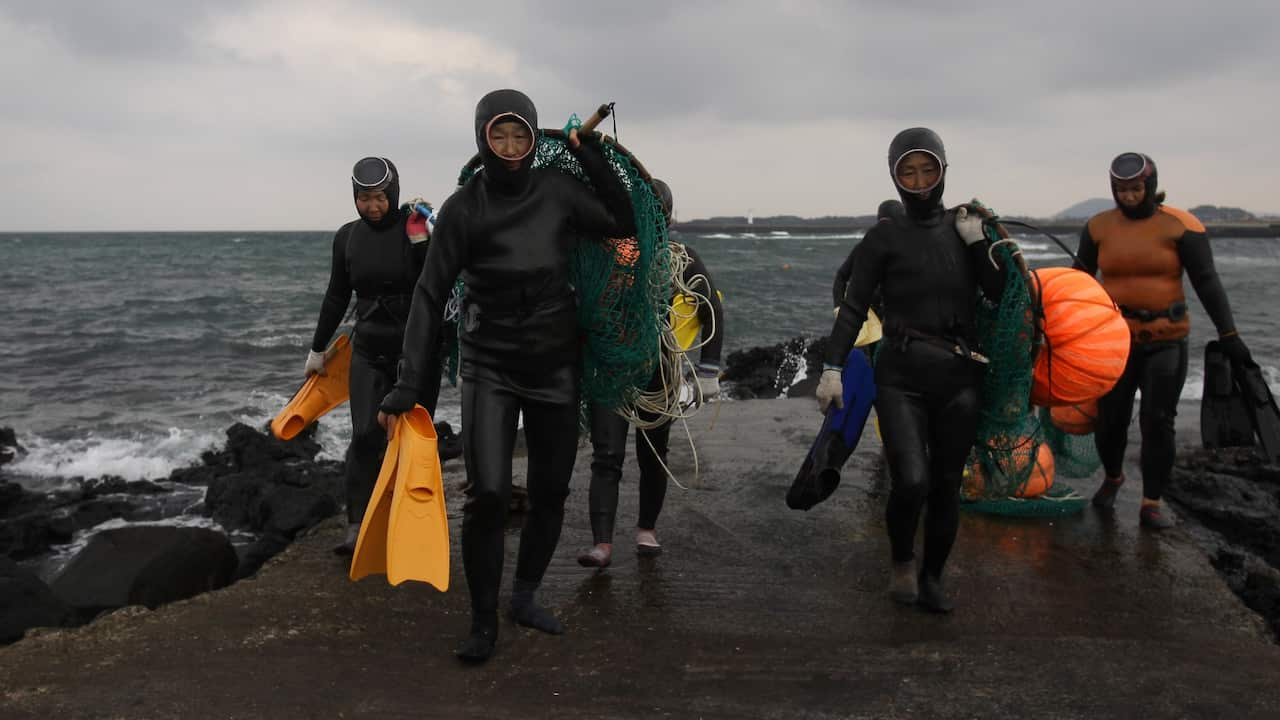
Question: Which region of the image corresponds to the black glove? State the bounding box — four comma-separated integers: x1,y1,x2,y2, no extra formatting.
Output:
1218,334,1253,364
379,385,418,415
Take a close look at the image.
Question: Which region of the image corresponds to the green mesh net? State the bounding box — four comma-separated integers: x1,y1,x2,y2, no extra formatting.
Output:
1038,407,1103,479
456,130,672,416
961,205,1086,517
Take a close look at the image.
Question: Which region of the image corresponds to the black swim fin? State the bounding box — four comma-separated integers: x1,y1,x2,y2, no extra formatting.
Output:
1232,353,1280,465
1201,340,1256,449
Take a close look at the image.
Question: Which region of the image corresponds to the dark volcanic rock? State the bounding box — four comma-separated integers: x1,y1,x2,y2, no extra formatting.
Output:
0,557,70,643
0,427,22,468
1169,446,1280,639
723,336,812,400
722,335,834,400
51,526,238,619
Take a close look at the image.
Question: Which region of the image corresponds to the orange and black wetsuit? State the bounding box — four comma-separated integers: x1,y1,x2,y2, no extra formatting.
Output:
1075,204,1238,500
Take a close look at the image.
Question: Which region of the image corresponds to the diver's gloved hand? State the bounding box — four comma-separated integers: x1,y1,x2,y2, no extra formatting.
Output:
955,206,986,246
304,350,327,377
379,385,417,416
695,364,721,401
1218,333,1253,364
816,368,844,413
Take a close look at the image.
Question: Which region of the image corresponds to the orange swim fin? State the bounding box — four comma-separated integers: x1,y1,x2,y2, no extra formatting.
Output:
348,419,399,581
270,334,353,441
385,405,450,591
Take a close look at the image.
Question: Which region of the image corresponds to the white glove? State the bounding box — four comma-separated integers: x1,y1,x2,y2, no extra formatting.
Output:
694,364,721,402
955,205,985,245
816,368,843,413
833,306,840,318
696,373,720,402
304,350,327,377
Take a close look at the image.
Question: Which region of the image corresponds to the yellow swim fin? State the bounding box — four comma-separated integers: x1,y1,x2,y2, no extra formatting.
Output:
271,334,353,441
348,420,398,581
854,309,883,348
385,405,450,591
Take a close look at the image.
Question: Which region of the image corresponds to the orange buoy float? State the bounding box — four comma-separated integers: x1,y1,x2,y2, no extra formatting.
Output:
964,439,1055,499
1030,267,1130,407
1049,399,1098,435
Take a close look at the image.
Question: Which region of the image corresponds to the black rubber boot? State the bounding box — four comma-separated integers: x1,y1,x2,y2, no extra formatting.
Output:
888,561,917,605
511,580,565,635
455,615,498,663
916,572,955,614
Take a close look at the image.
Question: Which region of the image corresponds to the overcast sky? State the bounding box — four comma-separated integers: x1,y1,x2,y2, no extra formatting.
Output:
2,1,1276,231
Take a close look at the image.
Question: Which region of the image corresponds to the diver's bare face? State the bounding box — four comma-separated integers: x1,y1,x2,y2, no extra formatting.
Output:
488,120,533,171
895,152,942,194
1113,178,1146,209
356,190,389,221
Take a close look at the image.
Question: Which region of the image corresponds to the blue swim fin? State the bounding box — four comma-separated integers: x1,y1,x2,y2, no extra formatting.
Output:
787,349,877,511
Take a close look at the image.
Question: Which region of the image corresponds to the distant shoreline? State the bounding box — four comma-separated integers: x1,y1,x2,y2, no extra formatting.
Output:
672,219,1280,238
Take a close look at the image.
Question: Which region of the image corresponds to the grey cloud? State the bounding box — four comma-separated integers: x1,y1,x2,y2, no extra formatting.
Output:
0,1,251,60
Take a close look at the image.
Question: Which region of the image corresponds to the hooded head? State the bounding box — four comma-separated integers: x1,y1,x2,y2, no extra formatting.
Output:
351,156,400,229
887,127,947,221
651,178,674,226
876,199,905,223
1109,152,1164,220
474,89,538,194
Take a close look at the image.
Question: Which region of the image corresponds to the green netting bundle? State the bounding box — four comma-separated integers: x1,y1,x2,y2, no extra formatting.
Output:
1038,407,1103,479
456,129,672,416
962,205,1086,517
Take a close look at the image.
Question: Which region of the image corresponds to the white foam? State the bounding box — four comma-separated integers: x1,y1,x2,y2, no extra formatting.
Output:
9,427,223,485
242,332,310,349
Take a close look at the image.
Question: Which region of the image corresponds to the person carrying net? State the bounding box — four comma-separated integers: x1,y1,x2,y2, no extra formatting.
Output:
577,178,725,568
817,128,1007,613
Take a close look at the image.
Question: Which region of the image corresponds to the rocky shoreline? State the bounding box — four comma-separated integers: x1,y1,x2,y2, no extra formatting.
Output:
2,336,1278,647
0,420,462,644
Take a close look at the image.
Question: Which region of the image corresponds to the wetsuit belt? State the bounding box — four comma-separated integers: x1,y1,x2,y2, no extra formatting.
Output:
355,294,412,324
887,329,990,365
1118,301,1187,323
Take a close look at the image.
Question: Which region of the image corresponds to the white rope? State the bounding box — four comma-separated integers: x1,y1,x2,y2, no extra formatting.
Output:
611,241,722,490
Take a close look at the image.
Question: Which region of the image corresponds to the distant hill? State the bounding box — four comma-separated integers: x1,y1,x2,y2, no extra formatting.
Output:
1054,198,1113,220
1189,205,1257,223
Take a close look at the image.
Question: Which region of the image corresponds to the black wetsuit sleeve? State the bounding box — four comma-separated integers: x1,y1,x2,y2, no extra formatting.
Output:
824,229,887,367
1178,228,1237,336
568,141,636,238
832,248,855,307
1074,224,1099,276
310,228,352,352
683,247,724,366
383,207,462,415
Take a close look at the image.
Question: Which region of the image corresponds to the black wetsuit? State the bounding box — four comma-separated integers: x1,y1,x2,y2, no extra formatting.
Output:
311,166,428,525
588,245,724,544
825,128,1005,587
381,90,634,642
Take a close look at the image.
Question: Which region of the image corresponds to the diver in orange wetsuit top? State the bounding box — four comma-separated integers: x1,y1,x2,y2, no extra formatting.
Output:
1074,152,1253,529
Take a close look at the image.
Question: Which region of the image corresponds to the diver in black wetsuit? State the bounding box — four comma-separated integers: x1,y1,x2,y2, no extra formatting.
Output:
378,89,635,663
818,128,1007,613
832,200,903,313
307,157,432,555
577,179,725,568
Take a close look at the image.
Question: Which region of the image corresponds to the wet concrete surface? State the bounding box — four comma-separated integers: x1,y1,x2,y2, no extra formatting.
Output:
2,398,1279,718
